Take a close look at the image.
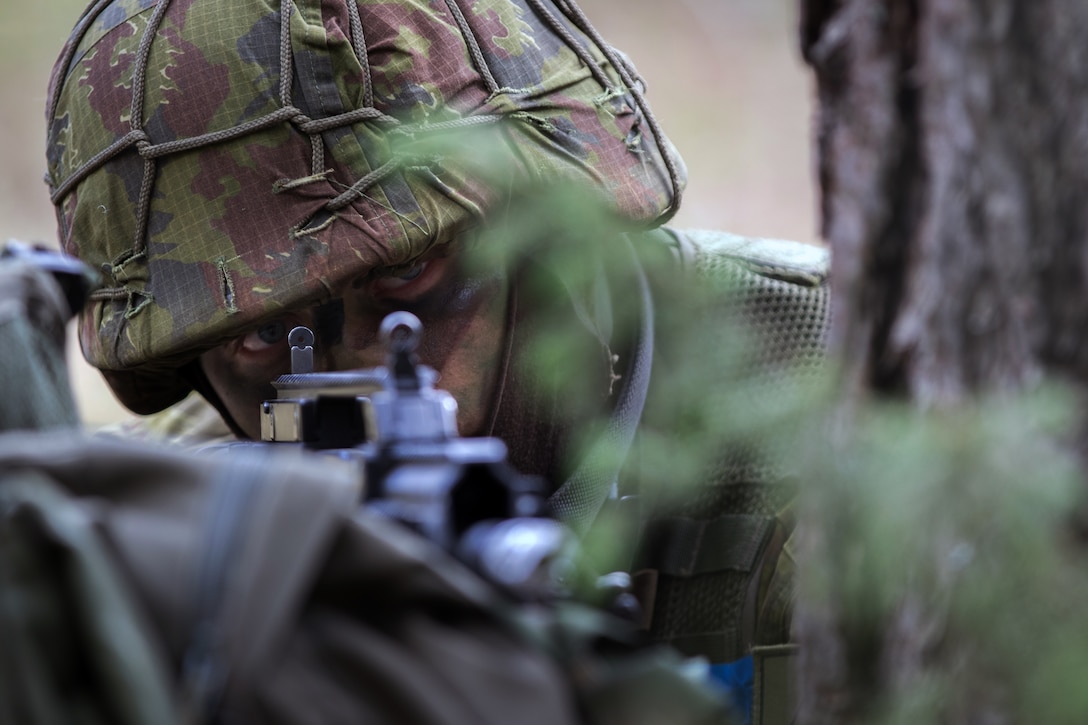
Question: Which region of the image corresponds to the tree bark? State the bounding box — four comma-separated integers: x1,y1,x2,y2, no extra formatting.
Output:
802,0,1088,404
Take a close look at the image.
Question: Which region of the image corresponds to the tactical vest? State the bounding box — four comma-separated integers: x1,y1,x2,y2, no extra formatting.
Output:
629,228,830,725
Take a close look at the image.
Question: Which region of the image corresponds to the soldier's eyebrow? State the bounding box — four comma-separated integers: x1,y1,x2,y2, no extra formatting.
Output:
312,299,345,347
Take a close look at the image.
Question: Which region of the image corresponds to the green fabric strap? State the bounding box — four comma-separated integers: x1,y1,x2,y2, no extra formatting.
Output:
636,515,776,577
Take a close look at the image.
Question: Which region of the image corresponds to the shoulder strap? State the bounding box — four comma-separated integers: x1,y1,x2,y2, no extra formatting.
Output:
179,448,357,721
548,236,654,535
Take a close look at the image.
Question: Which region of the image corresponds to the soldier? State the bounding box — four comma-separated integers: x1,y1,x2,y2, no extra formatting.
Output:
46,1,828,721
0,247,732,725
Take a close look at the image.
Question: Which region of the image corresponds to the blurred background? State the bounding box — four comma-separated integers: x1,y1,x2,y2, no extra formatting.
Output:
0,0,817,426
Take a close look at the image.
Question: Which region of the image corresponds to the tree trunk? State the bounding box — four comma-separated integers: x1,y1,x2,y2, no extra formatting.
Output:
801,0,1088,404
794,1,1088,722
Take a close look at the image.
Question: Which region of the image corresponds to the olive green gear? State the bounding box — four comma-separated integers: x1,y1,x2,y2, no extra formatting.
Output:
46,0,686,413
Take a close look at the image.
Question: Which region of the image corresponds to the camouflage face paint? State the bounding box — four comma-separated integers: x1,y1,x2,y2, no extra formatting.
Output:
200,242,510,439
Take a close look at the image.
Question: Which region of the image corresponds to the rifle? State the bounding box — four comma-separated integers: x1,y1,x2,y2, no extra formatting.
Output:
214,311,582,602
1,238,623,604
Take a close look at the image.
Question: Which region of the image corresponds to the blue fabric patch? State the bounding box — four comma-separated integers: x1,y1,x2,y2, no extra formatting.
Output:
709,655,754,724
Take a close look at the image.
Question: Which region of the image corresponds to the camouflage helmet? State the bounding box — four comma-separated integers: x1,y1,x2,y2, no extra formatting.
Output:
46,0,686,414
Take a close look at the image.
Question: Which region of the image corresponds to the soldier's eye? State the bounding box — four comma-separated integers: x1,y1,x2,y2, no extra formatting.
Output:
399,263,426,281
240,320,288,352
257,320,287,344
372,261,429,292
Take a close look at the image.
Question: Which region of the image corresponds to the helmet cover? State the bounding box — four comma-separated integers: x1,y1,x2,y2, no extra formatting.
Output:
46,0,686,413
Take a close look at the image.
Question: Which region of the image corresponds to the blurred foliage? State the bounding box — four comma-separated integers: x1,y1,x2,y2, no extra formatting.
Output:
466,177,770,494
479,177,1088,723
467,169,1088,720
458,158,821,577
794,387,1088,723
